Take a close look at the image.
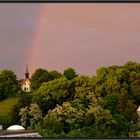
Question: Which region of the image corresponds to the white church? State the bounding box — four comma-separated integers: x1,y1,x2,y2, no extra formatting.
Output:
19,66,31,92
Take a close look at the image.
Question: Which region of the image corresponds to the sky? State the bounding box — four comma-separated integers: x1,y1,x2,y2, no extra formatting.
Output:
0,4,140,79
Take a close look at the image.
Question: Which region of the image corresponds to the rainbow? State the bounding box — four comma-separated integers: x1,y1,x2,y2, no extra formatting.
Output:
28,5,48,74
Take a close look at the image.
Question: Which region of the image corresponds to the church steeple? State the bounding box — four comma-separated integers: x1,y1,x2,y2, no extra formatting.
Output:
25,65,29,79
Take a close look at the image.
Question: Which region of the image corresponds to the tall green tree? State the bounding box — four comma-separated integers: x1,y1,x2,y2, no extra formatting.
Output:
30,68,49,90
19,103,42,129
9,92,33,126
33,77,74,115
48,70,62,81
38,101,116,137
63,67,77,80
0,69,20,100
19,107,30,128
18,62,140,137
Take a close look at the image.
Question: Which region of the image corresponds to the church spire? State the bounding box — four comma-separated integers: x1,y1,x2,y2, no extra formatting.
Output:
25,65,29,79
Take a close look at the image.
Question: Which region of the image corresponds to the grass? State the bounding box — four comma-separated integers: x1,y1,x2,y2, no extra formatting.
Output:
0,97,19,116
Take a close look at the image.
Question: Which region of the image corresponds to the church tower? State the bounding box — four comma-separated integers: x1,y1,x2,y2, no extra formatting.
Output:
25,65,29,79
19,65,31,92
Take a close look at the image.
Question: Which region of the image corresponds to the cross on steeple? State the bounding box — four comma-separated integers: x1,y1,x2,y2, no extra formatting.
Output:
25,65,29,79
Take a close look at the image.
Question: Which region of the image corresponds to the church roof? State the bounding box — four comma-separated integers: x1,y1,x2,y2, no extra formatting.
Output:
19,79,26,85
19,79,30,85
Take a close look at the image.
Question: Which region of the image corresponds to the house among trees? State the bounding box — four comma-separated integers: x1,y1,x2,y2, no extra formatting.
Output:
19,66,31,92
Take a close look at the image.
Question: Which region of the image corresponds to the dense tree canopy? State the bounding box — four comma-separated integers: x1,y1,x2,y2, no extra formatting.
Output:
33,77,74,115
63,67,77,80
0,70,20,100
30,68,49,90
48,70,62,81
1,61,140,137
19,103,42,129
32,62,140,137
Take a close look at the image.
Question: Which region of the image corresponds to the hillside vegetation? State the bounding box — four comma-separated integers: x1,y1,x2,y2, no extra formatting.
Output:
18,62,140,137
0,97,19,129
1,63,140,137
0,97,19,116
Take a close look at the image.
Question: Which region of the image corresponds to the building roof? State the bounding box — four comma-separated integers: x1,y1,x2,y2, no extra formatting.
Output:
7,125,25,131
19,79,30,85
0,130,42,137
19,79,26,85
0,125,42,137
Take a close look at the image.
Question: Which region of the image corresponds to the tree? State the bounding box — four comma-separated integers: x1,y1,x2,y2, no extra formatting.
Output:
95,62,140,137
29,103,42,129
33,77,74,115
19,103,42,129
128,71,140,105
9,92,33,127
74,75,97,107
30,68,49,90
9,105,21,125
42,102,85,137
18,62,140,137
102,93,119,115
63,67,77,80
19,107,30,128
0,69,20,100
86,105,116,137
48,70,62,81
38,101,117,137
18,92,33,108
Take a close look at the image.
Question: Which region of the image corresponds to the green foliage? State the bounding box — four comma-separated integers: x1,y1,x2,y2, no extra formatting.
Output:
113,114,130,136
18,92,33,108
63,67,77,80
74,75,95,97
102,93,119,114
30,68,49,90
43,102,85,137
128,71,140,105
0,97,19,128
29,103,43,129
9,92,33,127
33,77,74,115
1,63,140,137
86,105,116,137
0,70,20,100
95,62,140,137
10,104,21,125
41,101,117,137
48,70,62,81
19,106,30,128
0,97,19,116
19,103,42,129
65,129,88,138
0,115,10,129
36,62,140,137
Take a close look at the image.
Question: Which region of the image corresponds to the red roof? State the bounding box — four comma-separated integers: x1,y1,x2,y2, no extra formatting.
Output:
19,79,30,86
